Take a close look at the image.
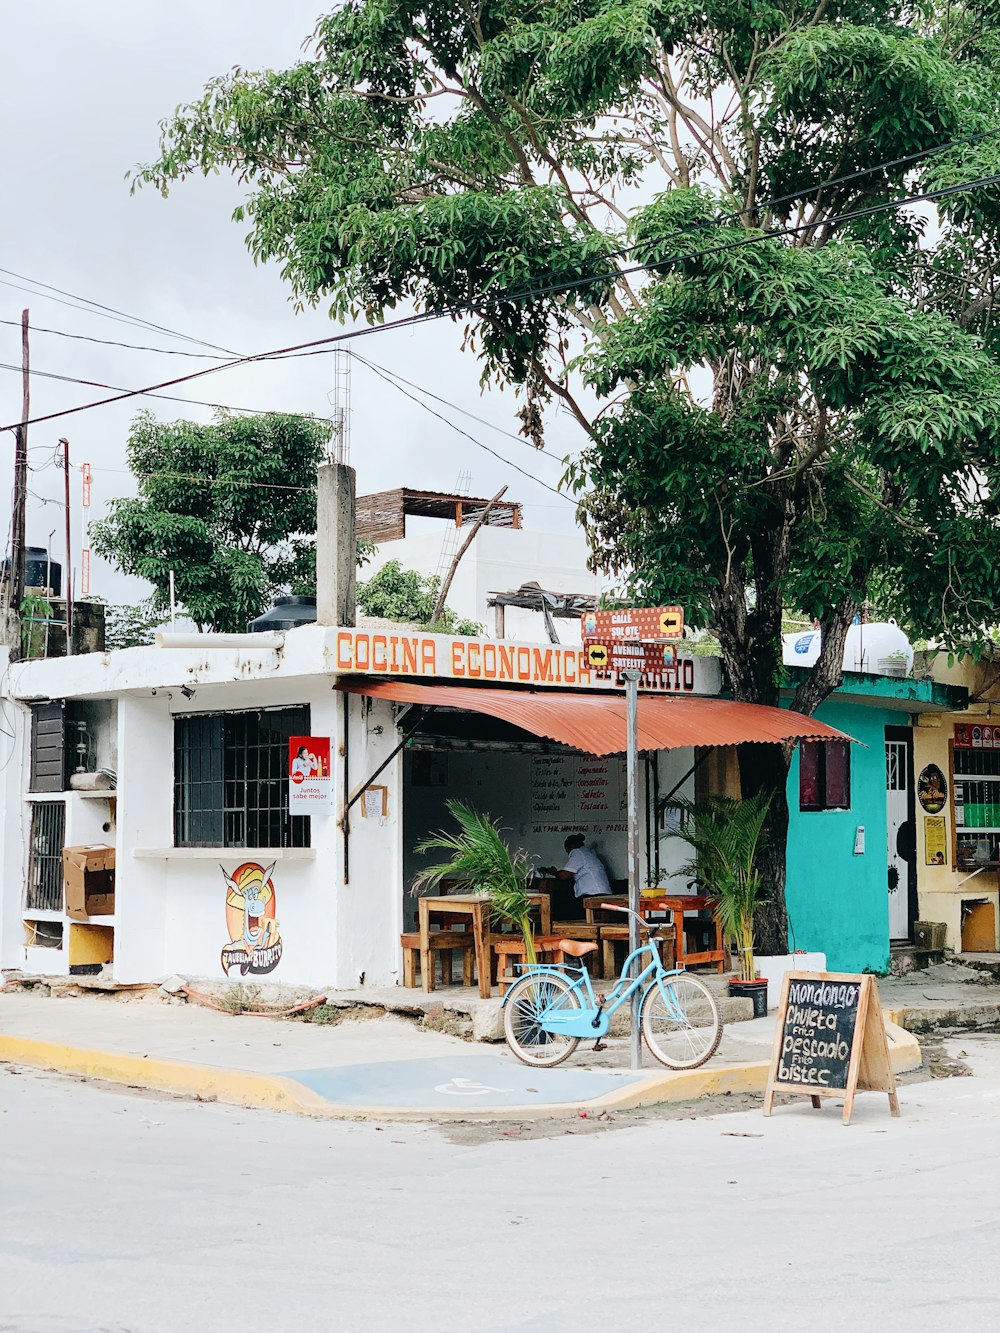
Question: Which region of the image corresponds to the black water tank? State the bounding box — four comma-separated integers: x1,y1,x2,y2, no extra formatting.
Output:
248,595,317,632
1,546,61,595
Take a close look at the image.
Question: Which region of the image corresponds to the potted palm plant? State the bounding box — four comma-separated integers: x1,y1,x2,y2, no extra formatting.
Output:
664,792,772,1017
412,800,538,964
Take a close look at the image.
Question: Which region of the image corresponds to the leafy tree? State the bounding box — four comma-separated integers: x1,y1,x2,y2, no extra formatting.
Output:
358,559,481,634
91,410,329,632
135,2,1000,951
103,600,164,651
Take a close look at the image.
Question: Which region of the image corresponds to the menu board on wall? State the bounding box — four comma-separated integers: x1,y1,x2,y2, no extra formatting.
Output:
530,755,625,832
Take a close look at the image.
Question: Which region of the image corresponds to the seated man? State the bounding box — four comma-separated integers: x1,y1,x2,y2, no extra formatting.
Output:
540,833,612,922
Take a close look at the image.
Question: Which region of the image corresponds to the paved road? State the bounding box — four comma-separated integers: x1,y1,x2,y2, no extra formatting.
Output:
3,1039,1000,1333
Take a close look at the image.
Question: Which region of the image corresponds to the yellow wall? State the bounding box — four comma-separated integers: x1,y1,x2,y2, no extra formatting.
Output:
913,658,1000,951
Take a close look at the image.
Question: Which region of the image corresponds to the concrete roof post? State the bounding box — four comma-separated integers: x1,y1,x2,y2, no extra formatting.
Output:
316,462,356,628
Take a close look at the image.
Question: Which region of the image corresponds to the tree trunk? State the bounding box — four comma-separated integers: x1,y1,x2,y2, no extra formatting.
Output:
737,740,791,958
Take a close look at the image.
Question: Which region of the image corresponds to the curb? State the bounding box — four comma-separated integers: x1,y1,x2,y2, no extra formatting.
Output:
0,1015,922,1123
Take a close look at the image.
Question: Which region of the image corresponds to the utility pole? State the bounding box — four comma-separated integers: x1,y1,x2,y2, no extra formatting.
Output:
625,669,642,1070
60,437,72,655
4,309,30,655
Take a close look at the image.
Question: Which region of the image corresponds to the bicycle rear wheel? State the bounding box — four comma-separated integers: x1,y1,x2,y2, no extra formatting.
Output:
503,971,581,1068
641,972,722,1070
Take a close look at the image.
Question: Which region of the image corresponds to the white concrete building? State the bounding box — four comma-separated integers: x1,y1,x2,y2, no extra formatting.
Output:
0,625,732,991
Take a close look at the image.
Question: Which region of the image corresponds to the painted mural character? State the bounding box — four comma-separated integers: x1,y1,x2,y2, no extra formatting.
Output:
220,861,282,976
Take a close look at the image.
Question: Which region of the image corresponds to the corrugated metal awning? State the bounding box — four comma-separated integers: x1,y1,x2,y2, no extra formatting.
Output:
336,679,853,756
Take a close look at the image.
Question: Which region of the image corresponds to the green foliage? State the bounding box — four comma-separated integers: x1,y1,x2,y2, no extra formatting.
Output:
665,793,773,981
134,0,1000,940
412,799,536,962
288,537,378,597
103,600,164,651
357,559,481,634
90,410,330,632
19,594,53,660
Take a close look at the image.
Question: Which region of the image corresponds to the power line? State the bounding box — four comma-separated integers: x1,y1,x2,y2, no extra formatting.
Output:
352,357,571,500
0,318,230,360
0,267,239,355
6,167,1000,435
349,352,566,466
0,359,334,423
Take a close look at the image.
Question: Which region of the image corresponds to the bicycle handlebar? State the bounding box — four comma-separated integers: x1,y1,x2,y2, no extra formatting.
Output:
599,902,665,936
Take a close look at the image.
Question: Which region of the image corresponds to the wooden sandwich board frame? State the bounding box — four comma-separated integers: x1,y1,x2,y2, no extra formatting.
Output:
764,971,900,1126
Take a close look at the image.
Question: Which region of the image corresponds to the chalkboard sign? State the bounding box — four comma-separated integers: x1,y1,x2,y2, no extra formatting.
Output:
764,972,900,1125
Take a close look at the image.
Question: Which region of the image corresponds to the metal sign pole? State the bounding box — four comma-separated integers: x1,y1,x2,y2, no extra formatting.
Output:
624,669,642,1071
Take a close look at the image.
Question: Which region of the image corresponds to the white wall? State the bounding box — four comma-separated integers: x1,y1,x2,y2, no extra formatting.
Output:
368,526,602,641
113,685,404,991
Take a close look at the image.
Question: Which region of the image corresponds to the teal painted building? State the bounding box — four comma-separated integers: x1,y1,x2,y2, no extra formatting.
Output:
782,674,965,974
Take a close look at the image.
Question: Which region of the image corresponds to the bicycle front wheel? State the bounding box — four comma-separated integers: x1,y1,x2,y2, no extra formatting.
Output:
503,971,581,1068
641,973,722,1070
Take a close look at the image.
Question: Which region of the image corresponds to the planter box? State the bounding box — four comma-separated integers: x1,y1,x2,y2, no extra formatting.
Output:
756,952,827,1010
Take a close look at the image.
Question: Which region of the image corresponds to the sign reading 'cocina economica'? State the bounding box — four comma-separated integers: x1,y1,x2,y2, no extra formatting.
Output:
332,629,719,695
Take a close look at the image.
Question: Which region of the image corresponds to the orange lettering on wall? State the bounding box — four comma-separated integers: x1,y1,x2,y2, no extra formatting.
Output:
402,639,418,674
451,640,466,677
467,644,482,678
421,638,437,674
483,643,497,679
517,646,531,680
532,648,553,682
372,635,388,671
336,631,354,670
354,634,370,670
499,645,516,680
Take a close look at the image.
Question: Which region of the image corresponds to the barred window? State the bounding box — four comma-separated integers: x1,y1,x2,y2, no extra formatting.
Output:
174,706,311,849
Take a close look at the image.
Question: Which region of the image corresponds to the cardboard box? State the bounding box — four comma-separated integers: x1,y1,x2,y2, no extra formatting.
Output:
63,844,116,921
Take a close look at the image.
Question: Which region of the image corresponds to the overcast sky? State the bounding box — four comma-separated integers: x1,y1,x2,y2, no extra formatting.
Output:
0,2,583,606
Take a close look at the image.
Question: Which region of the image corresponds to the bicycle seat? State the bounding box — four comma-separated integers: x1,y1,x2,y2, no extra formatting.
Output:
558,939,598,957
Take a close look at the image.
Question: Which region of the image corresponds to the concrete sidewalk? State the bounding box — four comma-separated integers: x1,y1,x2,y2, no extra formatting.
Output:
0,987,922,1121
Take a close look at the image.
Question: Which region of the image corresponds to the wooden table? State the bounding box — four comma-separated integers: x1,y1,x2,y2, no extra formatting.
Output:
639,895,726,972
417,892,552,998
582,893,725,971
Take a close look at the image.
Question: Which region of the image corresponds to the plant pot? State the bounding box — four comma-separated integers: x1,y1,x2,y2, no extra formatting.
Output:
729,977,768,1018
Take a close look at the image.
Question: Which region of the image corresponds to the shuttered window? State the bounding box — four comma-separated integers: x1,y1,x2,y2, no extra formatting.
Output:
30,702,65,793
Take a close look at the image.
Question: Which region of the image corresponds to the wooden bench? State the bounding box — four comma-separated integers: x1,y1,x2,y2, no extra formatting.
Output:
492,934,582,995
401,931,475,988
600,925,675,979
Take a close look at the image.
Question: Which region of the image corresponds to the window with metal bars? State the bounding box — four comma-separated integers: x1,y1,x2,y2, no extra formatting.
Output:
173,707,311,849
26,801,66,911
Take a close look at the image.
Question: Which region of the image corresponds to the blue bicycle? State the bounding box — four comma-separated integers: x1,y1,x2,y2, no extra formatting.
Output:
502,903,723,1070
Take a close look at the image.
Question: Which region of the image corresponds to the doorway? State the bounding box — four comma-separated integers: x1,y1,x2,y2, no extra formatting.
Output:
885,726,917,941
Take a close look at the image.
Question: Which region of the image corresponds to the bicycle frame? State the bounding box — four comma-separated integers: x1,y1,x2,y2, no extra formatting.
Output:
502,938,686,1041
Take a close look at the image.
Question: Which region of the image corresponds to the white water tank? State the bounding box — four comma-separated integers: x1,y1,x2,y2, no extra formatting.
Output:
782,621,913,677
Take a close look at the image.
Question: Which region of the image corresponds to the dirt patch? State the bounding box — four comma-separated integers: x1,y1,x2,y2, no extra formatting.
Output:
436,1089,765,1145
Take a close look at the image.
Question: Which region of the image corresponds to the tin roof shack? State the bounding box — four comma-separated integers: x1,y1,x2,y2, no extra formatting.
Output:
782,670,967,972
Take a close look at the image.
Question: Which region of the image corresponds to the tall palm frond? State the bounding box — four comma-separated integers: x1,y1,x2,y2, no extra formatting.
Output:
413,800,536,964
664,792,772,981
